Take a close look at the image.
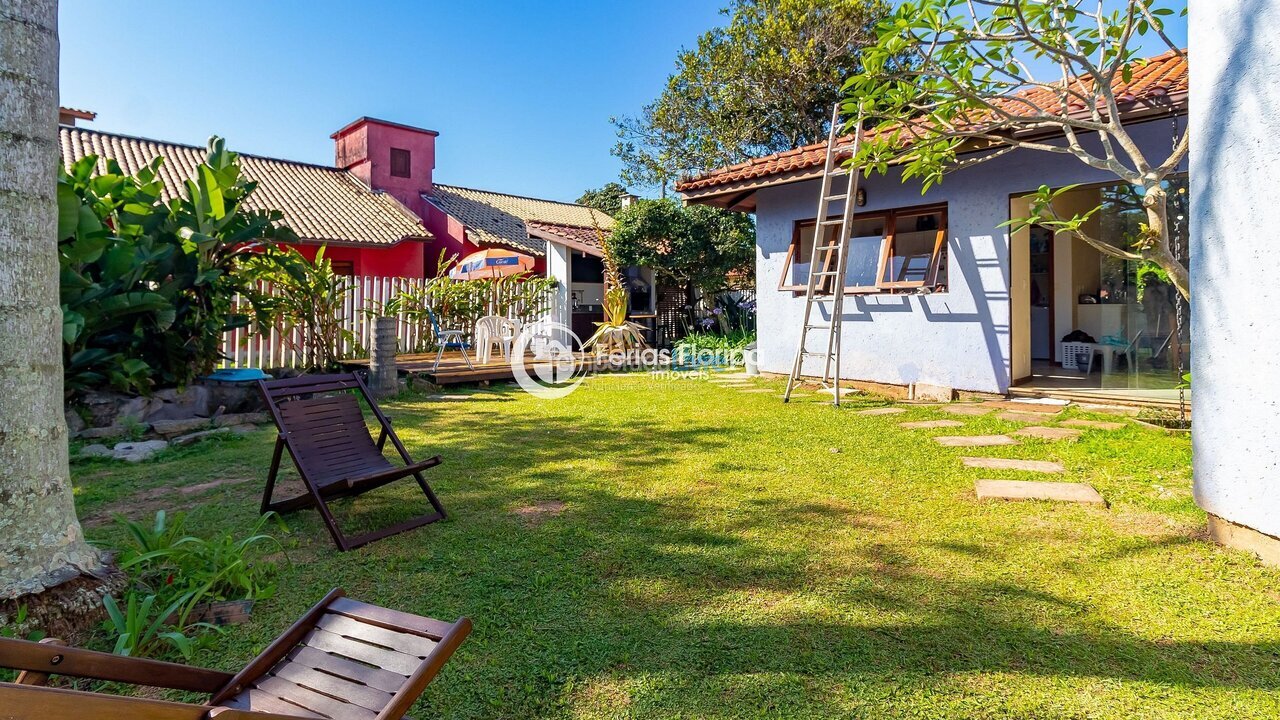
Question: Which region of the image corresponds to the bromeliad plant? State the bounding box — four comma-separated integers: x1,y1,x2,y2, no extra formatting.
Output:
58,137,297,393
583,225,648,355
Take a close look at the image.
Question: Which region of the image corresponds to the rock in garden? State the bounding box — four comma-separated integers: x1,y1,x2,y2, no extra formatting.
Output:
213,412,269,427
169,428,231,447
150,418,212,437
77,425,132,440
65,410,86,434
111,440,170,463
78,443,113,459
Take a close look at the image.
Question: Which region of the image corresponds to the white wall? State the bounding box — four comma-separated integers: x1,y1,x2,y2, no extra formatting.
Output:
1191,1,1280,539
752,120,1183,393
546,239,571,331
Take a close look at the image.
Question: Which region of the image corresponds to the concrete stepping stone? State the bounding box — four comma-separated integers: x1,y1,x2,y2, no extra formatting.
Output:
899,419,965,429
816,387,860,397
857,407,906,416
719,383,754,388
428,394,472,401
961,456,1065,473
934,435,1019,447
1061,419,1126,430
738,388,774,394
940,404,994,416
1014,426,1083,441
1076,403,1140,417
997,411,1050,423
975,479,1105,505
982,399,1065,415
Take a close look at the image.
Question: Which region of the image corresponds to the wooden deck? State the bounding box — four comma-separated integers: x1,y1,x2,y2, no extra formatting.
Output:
343,351,586,386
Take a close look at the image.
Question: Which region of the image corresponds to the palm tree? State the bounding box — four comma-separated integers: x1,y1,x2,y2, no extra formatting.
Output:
1,0,108,628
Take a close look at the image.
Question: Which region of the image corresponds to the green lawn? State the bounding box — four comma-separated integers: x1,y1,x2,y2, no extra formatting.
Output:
72,374,1280,719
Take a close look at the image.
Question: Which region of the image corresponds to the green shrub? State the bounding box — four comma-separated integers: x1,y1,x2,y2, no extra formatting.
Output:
100,510,287,660
58,137,297,394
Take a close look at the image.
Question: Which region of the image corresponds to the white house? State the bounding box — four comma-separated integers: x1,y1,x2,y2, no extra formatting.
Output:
678,49,1188,405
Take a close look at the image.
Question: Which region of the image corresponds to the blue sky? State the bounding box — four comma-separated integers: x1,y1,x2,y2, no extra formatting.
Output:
59,1,1185,204
58,1,725,203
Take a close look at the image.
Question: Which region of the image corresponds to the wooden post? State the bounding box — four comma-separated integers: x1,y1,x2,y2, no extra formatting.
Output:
369,317,399,397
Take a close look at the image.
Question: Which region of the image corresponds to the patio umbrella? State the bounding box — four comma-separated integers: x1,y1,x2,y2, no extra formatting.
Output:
449,248,536,280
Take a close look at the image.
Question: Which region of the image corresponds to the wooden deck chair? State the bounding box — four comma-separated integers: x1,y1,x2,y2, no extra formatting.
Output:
258,373,446,551
0,588,471,720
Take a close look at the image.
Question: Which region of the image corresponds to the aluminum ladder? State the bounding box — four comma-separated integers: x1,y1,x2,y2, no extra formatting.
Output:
783,103,865,406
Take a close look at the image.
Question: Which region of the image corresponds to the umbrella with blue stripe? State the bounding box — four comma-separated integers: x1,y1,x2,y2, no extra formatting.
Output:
449,249,536,280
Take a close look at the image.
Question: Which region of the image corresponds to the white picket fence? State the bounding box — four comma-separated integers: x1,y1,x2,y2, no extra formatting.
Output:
219,274,555,370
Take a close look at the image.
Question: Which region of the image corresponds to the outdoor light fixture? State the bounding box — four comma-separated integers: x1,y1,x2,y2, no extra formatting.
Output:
856,187,867,207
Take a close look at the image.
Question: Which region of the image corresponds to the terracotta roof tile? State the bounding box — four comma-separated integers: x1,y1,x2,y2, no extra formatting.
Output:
60,127,431,246
526,221,606,256
426,185,614,257
677,49,1187,195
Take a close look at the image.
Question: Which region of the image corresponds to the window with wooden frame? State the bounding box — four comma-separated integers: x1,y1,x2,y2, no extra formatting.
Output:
779,204,948,294
389,147,412,178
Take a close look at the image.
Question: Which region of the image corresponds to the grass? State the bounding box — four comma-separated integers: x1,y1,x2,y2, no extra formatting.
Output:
72,374,1280,719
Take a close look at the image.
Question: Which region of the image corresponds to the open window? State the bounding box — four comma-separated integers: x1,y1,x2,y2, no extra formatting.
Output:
780,204,947,294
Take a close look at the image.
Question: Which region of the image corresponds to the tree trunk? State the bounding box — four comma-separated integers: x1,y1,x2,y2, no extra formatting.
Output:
0,0,109,627
1141,184,1191,301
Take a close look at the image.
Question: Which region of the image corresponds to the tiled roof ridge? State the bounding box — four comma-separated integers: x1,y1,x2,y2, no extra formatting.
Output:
432,183,611,219
61,125,348,174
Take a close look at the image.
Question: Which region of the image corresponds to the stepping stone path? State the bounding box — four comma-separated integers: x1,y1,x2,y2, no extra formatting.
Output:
961,456,1065,473
428,394,479,401
934,435,1019,447
857,407,906,416
899,419,964,429
940,404,994,416
1061,419,1127,430
975,479,1106,505
997,411,1051,423
1014,426,1083,441
739,388,774,394
720,383,754,388
816,387,861,397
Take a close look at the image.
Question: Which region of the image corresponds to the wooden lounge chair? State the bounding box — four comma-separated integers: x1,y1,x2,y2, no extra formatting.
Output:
0,588,471,720
259,373,446,551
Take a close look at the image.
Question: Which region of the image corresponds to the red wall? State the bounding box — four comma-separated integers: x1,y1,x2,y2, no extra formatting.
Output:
290,241,425,278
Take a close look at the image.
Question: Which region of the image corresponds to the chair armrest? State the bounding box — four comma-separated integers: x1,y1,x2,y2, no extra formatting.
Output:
0,637,231,693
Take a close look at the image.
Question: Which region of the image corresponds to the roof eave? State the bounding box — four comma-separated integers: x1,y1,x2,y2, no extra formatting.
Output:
681,98,1189,207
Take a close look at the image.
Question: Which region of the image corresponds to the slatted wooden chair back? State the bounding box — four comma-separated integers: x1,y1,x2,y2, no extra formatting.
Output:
274,389,391,488
213,589,471,720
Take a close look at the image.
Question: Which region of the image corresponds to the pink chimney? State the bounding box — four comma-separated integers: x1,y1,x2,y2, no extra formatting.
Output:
332,117,438,217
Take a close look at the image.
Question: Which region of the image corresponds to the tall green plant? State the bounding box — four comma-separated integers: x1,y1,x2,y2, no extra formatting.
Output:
58,138,297,393
241,245,354,369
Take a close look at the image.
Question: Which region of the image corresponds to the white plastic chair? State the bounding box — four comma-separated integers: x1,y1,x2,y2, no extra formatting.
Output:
474,316,520,364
